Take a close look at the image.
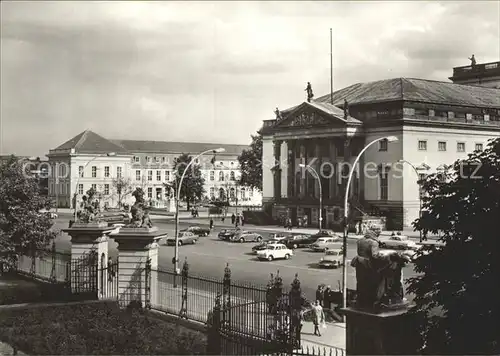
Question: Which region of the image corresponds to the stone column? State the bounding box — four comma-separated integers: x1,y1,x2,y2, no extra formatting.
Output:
112,227,167,308
287,140,295,198
273,140,283,200
281,141,288,198
63,222,115,297
329,139,337,199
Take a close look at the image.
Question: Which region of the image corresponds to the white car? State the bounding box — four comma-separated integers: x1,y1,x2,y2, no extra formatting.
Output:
379,235,419,250
310,237,341,252
257,243,293,261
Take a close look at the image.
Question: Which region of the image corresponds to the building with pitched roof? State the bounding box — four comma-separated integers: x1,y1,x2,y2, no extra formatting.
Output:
260,60,500,230
46,130,261,209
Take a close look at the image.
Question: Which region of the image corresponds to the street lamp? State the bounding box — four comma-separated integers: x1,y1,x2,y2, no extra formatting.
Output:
341,135,398,317
397,159,428,242
173,148,225,286
299,164,323,231
73,152,116,222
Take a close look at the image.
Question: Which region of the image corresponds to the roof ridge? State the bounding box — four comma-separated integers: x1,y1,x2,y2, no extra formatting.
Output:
74,129,91,150
110,139,249,147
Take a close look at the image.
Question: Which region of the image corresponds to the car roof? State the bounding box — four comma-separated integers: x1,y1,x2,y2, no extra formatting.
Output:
267,243,286,247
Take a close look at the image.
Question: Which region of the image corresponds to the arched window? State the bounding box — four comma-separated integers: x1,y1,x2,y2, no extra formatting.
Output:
241,188,246,199
230,171,235,181
219,188,225,199
230,188,236,199
219,171,224,181
210,187,215,198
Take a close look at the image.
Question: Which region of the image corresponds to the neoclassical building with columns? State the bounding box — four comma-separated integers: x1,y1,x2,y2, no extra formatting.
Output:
261,60,500,230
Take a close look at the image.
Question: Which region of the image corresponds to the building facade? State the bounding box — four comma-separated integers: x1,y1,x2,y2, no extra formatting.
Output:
261,61,500,229
46,130,261,209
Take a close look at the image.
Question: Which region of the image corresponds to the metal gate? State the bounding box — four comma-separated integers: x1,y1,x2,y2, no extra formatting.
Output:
71,249,98,300
207,270,303,355
100,256,119,300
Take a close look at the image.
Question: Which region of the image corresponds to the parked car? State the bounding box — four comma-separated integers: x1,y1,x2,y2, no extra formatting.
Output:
268,233,287,241
182,226,211,237
318,248,344,268
282,234,318,249
218,229,239,241
257,243,293,261
166,231,198,246
251,239,281,254
379,235,419,250
311,230,338,239
231,232,262,243
310,237,341,252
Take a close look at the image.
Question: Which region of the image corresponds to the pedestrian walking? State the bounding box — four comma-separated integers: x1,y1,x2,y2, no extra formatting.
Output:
241,214,245,226
315,285,324,307
209,218,214,230
231,213,236,225
287,218,293,231
310,301,325,336
323,285,332,310
357,221,362,235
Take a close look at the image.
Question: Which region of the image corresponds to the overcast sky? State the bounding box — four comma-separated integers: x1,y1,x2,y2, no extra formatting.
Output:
1,1,499,157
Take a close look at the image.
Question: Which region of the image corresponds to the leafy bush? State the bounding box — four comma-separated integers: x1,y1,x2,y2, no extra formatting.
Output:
0,302,207,355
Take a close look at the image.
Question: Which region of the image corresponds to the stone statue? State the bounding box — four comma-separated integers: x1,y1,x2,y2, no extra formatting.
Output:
127,188,154,228
350,229,411,310
469,54,476,66
274,107,283,121
344,99,350,119
305,82,314,102
76,195,97,223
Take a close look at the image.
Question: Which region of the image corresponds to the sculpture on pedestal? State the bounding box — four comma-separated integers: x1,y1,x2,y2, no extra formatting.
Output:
76,195,98,223
351,229,411,310
127,188,154,228
344,99,350,119
468,54,476,66
274,107,283,121
305,82,314,102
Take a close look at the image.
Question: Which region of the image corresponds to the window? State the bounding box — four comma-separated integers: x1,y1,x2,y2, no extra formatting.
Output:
165,170,170,181
210,171,215,181
104,166,110,178
219,171,224,181
134,156,140,163
136,170,141,181
241,188,246,199
146,156,151,163
379,168,388,200
104,184,110,195
161,157,166,163
117,166,122,178
210,187,215,198
156,170,161,181
78,184,84,195
154,156,160,163
379,139,388,152
147,187,153,198
457,142,465,152
438,141,447,151
249,189,253,198
148,170,153,181
230,188,235,199
475,143,484,151
78,166,84,177
91,184,97,191
91,166,97,177
418,140,427,151
230,171,235,180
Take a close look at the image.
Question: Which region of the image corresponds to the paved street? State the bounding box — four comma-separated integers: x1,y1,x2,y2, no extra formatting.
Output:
52,212,419,302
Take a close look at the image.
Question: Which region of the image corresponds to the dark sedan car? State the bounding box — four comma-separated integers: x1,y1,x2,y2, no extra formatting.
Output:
282,234,318,249
218,228,240,241
182,226,211,237
251,238,281,254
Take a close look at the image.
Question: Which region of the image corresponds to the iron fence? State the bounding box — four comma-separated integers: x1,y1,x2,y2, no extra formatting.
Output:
15,244,71,284
99,257,119,300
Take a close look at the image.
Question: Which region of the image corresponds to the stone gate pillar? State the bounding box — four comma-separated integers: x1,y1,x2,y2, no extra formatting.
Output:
112,227,167,308
63,221,115,297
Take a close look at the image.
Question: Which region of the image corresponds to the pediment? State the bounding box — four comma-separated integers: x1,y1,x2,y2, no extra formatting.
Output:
275,101,358,129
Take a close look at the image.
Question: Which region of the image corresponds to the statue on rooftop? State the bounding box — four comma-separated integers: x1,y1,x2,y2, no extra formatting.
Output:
274,107,283,121
344,99,350,119
305,82,314,102
469,54,476,66
350,228,411,310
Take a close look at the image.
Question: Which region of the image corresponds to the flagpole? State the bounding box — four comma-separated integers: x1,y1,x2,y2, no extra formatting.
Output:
330,28,334,104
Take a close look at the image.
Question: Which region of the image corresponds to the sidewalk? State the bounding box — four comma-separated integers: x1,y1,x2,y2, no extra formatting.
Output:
300,321,346,351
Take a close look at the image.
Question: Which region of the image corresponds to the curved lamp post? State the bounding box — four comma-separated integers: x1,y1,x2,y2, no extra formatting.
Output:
299,164,323,231
341,135,398,318
73,152,116,221
173,148,225,286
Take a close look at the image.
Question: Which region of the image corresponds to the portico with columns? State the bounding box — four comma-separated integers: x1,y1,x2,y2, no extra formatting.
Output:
262,101,366,229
